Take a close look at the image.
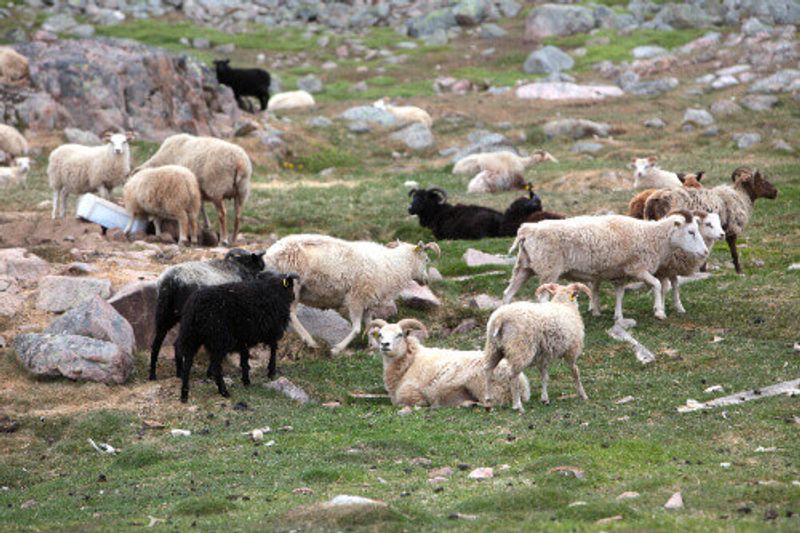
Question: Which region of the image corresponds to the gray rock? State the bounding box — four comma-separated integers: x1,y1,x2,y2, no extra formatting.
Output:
543,118,610,139
617,69,640,89
702,126,720,137
70,24,96,39
297,74,324,94
64,128,101,146
14,333,133,384
0,248,50,284
215,43,236,54
399,281,440,309
339,105,398,127
452,318,479,335
451,131,515,162
463,248,515,267
93,9,126,26
108,280,158,353
469,293,501,310
571,141,604,154
724,0,800,25
192,37,211,49
710,99,743,116
0,275,24,318
632,45,668,59
296,305,351,347
748,69,800,93
349,81,368,93
36,276,112,313
263,376,311,404
733,132,762,149
422,28,449,46
644,117,666,128
742,16,772,35
625,77,679,96
711,75,740,90
653,3,717,29
682,108,715,127
234,119,259,137
479,23,507,39
42,14,78,34
523,45,574,74
407,8,458,37
348,121,370,133
45,296,134,355
772,139,794,152
741,94,779,111
525,4,596,40
307,116,333,128
498,0,522,18
389,123,434,151
453,0,489,26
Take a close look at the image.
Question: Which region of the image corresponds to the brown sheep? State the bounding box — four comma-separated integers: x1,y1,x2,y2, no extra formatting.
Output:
627,172,704,219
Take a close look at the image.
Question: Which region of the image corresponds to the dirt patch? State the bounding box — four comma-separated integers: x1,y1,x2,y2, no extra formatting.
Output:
0,213,107,250
543,169,634,193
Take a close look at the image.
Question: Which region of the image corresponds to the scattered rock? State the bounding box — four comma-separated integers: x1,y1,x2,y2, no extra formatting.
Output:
297,74,324,94
0,248,51,284
479,23,507,39
517,82,623,100
596,515,623,525
44,296,134,355
741,94,778,111
682,108,715,127
525,4,596,41
295,305,351,347
468,467,493,479
644,117,666,128
339,106,397,127
0,276,24,318
469,294,501,310
36,276,112,313
326,495,386,508
742,17,772,35
264,377,312,404
427,267,443,283
664,491,684,509
307,116,333,128
389,123,434,151
711,75,739,90
429,466,453,479
632,45,668,59
571,141,604,154
546,466,585,479
711,99,743,116
733,132,761,149
615,395,635,404
625,77,679,96
749,69,800,93
292,487,314,495
523,45,574,74
772,139,794,152
64,128,101,146
452,318,479,335
108,281,158,353
399,281,440,309
617,491,640,500
61,262,98,276
170,429,191,437
543,118,610,139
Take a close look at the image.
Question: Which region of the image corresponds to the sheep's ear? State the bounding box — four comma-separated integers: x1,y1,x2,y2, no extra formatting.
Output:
125,131,135,141
253,251,266,258
647,156,657,163
696,171,704,181
102,131,112,142
676,173,686,183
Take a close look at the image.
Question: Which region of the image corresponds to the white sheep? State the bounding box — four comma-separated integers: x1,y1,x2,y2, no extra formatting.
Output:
368,318,530,407
0,157,31,188
466,169,525,194
133,134,252,245
454,150,558,177
630,156,682,189
503,211,708,322
0,47,28,84
48,131,134,219
484,283,592,411
0,124,29,162
263,234,440,354
123,165,202,245
373,97,433,127
267,90,316,111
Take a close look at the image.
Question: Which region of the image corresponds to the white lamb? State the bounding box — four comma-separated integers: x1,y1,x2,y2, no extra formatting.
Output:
373,97,433,127
503,211,708,322
484,283,591,411
0,157,31,188
263,234,440,354
267,90,316,112
369,318,529,407
48,132,134,219
0,124,29,163
454,150,558,177
630,156,682,189
0,47,28,84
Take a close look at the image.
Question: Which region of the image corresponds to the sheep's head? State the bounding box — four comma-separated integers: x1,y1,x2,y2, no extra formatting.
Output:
535,283,592,307
694,211,725,243
666,210,708,259
368,318,427,359
213,59,231,73
102,132,133,155
677,172,704,188
411,241,441,284
258,271,300,300
408,187,447,215
13,157,31,173
733,167,778,201
373,97,389,109
226,248,266,273
630,156,657,178
532,150,558,164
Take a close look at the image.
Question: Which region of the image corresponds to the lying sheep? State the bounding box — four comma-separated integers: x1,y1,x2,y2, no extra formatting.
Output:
0,157,31,188
263,234,440,354
627,172,704,219
630,156,682,189
373,97,433,127
0,47,28,84
503,211,708,321
454,150,558,178
0,124,29,163
484,283,591,411
214,59,271,112
177,271,298,402
369,318,529,407
267,90,315,112
133,134,252,245
48,131,134,219
644,167,778,273
123,165,201,245
150,249,266,381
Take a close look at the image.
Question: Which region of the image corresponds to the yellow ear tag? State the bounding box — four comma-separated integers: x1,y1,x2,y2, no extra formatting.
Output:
282,278,289,288
570,293,576,301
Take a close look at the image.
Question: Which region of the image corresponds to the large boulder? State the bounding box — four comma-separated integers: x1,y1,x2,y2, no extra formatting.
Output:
451,130,516,163
107,280,158,353
14,334,134,384
523,46,574,74
0,248,50,284
36,276,112,313
748,69,800,93
543,118,610,139
407,8,458,37
339,106,398,127
295,305,351,347
653,3,718,28
45,296,135,355
398,282,440,310
525,4,596,41
453,0,489,26
0,276,24,317
722,0,800,25
389,123,434,151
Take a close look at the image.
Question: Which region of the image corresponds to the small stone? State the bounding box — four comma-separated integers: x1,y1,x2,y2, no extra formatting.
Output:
570,141,603,154
546,466,585,479
468,467,493,480
632,45,667,59
664,491,684,509
741,94,778,111
264,376,312,404
463,248,515,267
682,108,714,127
469,294,501,310
615,395,634,404
711,99,742,116
704,385,724,393
733,132,761,149
452,318,479,335
617,491,640,500
644,117,666,129
170,429,191,437
772,139,794,152
429,467,453,479
399,281,440,309
397,406,413,416
192,38,210,49
596,515,623,525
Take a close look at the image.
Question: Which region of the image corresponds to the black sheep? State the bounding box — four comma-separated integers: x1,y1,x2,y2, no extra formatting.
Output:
176,271,298,402
213,59,272,112
149,248,266,381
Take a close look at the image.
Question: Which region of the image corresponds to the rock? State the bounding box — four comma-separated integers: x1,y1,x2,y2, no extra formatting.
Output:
389,123,434,151
36,276,111,313
349,81,368,93
399,281,440,309
543,118,610,139
0,248,50,284
44,296,134,355
107,280,158,353
742,17,772,35
468,467,493,479
617,491,640,500
422,29,449,46
295,305,351,347
525,4,596,41
469,294,501,310
452,318,479,335
479,23,507,39
63,127,102,146
0,335,6,348
407,8,458,38
711,99,743,116
451,132,515,163
307,116,333,128
644,117,666,128
498,0,521,17
192,37,210,49
42,14,78,34
14,333,133,384
61,262,98,276
772,139,794,152
348,121,370,134
463,248,515,267
0,276,24,317
523,45,574,74
571,141,603,154
711,75,739,90
264,376,312,404
741,94,778,111
702,126,720,137
664,491,684,509
325,495,386,508
453,0,489,26
516,81,623,101
427,267,443,283
654,3,717,28
632,45,668,59
215,43,235,54
733,132,761,149
70,25,96,39
339,106,398,127
430,466,454,478
297,74,324,94
749,69,800,93
625,77,679,96
682,108,715,127
233,119,259,137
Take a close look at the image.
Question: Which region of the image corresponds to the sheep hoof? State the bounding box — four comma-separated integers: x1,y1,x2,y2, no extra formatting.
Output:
654,311,667,320
242,378,251,386
676,307,686,315
616,318,636,329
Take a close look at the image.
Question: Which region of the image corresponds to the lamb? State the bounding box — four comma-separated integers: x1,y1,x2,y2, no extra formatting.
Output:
213,59,271,112
122,165,202,245
502,211,708,321
263,234,440,354
267,90,316,112
373,97,433,127
48,131,134,219
176,271,298,402
368,318,530,407
453,150,558,178
407,186,563,240
627,172,704,219
0,47,28,84
630,156,682,189
149,248,266,381
484,283,592,411
0,157,31,188
644,167,778,273
0,124,29,162
133,134,252,245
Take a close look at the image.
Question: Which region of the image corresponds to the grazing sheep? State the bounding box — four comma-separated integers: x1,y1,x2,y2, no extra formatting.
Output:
484,283,592,411
627,172,704,219
644,167,778,273
267,90,316,112
48,131,134,219
368,318,529,407
0,124,29,162
0,47,28,84
177,271,298,402
503,211,708,321
133,134,252,245
630,156,682,189
123,165,202,245
213,59,271,112
373,97,433,127
263,234,440,354
0,157,31,188
150,249,266,381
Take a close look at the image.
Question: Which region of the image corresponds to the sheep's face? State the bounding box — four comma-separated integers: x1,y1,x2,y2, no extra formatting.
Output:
373,324,407,358
226,248,266,273
669,213,708,259
630,157,656,178
408,188,446,215
105,133,130,156
696,212,725,242
213,59,231,73
14,157,31,173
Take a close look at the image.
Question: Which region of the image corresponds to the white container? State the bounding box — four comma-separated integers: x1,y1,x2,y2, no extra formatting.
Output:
75,193,148,233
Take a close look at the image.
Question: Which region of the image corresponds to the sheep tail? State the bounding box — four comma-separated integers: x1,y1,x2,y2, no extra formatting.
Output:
508,235,523,254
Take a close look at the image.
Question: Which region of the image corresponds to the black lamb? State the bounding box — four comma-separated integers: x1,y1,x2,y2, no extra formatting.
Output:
149,248,266,381
213,59,272,112
176,271,298,402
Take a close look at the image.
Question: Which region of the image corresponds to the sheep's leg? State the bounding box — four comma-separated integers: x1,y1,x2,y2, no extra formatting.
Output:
97,185,110,200
258,94,268,111
179,342,195,403
331,305,364,355
510,371,525,412
590,280,602,316
123,215,134,235
232,193,242,244
614,283,637,327
213,198,228,246
200,202,211,229
188,211,199,245
267,340,278,379
636,271,665,320
568,350,588,400
659,276,670,313
51,189,60,219
482,346,504,408
539,363,550,405
212,354,230,398
726,234,741,274
176,212,189,245
153,217,162,236
239,346,251,386
502,266,533,304
288,303,319,349
59,190,69,218
671,275,686,314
